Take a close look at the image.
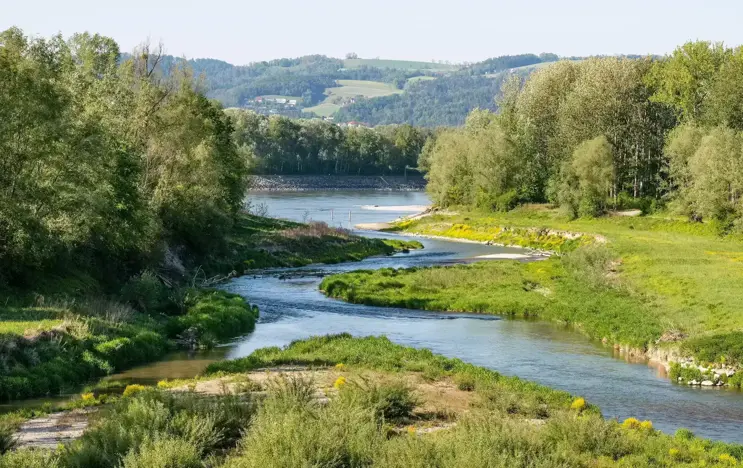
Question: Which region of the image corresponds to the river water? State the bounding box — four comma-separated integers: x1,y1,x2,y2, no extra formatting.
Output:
113,191,743,443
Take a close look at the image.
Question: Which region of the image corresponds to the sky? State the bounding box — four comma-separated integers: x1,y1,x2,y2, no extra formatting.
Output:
3,0,742,65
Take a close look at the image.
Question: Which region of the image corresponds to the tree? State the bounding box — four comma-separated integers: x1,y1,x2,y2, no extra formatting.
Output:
648,41,729,123
560,136,615,218
687,127,743,224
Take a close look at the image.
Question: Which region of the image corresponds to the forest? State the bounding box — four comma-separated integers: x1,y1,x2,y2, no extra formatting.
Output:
229,110,431,174
422,41,743,228
0,27,251,289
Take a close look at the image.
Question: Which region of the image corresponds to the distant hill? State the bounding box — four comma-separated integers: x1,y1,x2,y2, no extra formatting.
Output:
134,52,593,126
342,58,457,71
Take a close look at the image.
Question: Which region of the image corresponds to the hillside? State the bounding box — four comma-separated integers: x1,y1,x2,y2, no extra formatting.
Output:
147,52,581,126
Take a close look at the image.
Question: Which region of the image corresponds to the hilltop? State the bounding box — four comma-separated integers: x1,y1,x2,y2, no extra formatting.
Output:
143,52,581,126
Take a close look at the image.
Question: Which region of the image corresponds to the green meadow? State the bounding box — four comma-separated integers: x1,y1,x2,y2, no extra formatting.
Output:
322,206,743,367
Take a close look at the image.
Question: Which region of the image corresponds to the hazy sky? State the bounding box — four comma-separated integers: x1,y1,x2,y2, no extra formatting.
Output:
4,0,742,64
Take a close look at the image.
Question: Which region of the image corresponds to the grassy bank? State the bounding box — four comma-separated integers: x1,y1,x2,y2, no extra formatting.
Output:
4,335,742,466
325,206,743,368
0,290,257,402
0,214,417,403
204,213,422,273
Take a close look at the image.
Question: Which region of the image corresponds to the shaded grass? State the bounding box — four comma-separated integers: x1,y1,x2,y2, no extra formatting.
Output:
385,206,743,363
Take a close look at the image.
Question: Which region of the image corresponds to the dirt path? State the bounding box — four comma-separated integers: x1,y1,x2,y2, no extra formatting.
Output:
15,408,95,449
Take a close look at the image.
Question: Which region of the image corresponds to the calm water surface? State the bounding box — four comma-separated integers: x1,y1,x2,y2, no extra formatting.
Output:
115,191,743,444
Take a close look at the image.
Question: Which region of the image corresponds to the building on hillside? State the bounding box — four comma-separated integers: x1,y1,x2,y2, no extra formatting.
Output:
276,98,287,104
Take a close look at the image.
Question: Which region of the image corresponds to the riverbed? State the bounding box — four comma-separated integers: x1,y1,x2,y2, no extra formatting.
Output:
113,190,743,444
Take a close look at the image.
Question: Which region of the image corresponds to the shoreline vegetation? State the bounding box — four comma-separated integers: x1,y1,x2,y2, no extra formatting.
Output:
322,206,743,388
249,174,427,192
0,213,420,404
5,335,743,466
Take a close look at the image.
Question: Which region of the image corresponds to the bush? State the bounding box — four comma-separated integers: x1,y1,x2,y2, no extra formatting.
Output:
120,271,171,315
121,438,201,468
561,244,614,288
0,421,16,454
339,379,418,422
62,392,254,467
0,449,59,467
167,290,258,346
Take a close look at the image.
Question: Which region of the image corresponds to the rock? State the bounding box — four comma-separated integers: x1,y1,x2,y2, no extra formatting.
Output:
701,380,715,386
688,380,699,385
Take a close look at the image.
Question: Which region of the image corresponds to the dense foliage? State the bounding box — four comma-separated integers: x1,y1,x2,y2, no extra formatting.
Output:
144,54,433,108
335,73,512,127
229,110,431,174
0,27,250,289
422,41,743,228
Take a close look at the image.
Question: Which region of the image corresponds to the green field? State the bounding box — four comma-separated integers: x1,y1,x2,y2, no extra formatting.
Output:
302,102,341,117
406,75,437,84
343,58,458,71
321,206,743,368
303,80,402,117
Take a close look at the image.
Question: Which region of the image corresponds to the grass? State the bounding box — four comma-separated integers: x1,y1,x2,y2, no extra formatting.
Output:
6,334,742,466
205,213,422,274
360,205,743,366
0,291,257,402
342,58,457,71
303,80,402,117
301,102,340,117
0,213,417,403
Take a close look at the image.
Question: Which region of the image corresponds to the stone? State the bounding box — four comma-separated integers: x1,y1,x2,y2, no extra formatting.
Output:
701,380,715,386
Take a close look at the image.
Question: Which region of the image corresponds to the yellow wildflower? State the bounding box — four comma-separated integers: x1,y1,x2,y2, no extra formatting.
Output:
570,397,586,412
639,420,653,431
333,376,347,389
81,392,95,402
621,417,641,429
122,384,146,398
335,363,346,370
719,454,738,466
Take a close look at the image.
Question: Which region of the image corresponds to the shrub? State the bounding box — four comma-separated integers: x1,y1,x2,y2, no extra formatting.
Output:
0,449,59,467
121,438,202,468
0,421,16,454
339,379,418,422
675,428,695,440
120,271,171,314
123,384,147,398
167,290,257,346
454,374,476,391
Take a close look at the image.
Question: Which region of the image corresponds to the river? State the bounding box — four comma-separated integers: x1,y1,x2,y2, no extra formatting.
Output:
113,191,743,444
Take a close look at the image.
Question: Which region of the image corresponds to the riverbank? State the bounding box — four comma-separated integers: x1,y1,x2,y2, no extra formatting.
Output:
250,174,426,192
5,334,742,466
323,205,743,385
0,213,419,404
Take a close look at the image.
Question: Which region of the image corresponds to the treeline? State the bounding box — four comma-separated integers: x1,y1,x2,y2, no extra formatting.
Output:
422,41,743,228
228,110,431,174
0,28,249,288
462,53,559,75
145,54,431,107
